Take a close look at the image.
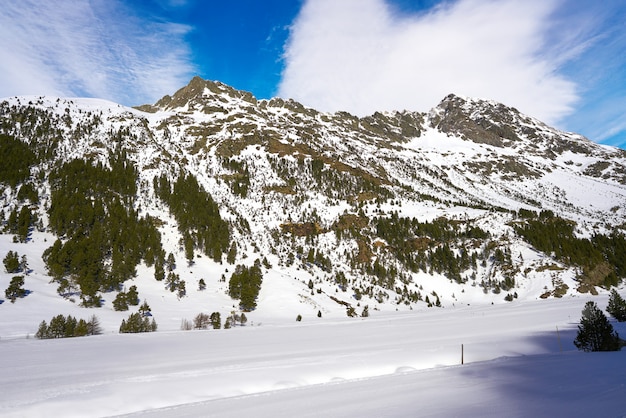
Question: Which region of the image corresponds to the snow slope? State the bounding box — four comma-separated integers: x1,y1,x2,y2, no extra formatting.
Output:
1,295,624,417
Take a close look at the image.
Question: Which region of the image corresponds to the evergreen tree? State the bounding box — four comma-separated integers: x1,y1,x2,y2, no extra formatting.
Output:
34,314,101,338
20,254,28,273
112,292,129,311
574,301,621,352
3,250,20,273
227,242,237,265
75,319,89,336
184,233,195,264
228,260,263,311
198,278,206,291
607,289,626,322
5,275,27,302
176,280,186,299
119,312,157,333
35,321,49,339
126,285,139,306
210,312,221,329
154,257,165,281
64,316,77,338
48,314,67,338
138,300,152,317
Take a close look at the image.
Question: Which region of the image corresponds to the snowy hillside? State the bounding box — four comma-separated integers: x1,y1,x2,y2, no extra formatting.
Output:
1,295,625,417
1,76,626,417
1,76,626,337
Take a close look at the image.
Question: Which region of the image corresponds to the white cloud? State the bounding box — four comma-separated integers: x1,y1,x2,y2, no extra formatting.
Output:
278,0,580,124
0,0,195,105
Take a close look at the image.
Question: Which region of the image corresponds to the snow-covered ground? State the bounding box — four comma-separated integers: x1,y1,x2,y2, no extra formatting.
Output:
2,88,626,416
1,295,624,417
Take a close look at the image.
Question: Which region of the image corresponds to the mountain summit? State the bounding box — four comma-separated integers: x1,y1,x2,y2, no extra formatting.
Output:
1,77,626,330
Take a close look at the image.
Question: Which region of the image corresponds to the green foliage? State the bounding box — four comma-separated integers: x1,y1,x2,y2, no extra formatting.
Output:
607,289,626,322
198,278,206,291
227,242,237,265
6,206,35,242
183,233,195,264
119,312,158,333
0,134,38,187
223,158,250,197
138,300,152,317
36,314,101,339
112,292,129,311
210,312,221,329
43,156,162,303
5,275,27,302
228,260,263,311
154,174,230,262
126,285,139,306
371,213,488,287
296,314,302,322
515,217,626,287
574,301,620,352
165,272,186,298
3,250,20,273
16,182,39,203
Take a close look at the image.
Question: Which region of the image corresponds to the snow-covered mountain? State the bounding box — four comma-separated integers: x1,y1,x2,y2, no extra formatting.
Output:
1,76,626,336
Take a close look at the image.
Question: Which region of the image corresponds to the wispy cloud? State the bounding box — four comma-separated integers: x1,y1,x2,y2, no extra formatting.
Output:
0,0,195,105
277,0,616,137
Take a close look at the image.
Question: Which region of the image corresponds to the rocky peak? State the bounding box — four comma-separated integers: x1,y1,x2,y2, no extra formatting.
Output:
136,76,258,114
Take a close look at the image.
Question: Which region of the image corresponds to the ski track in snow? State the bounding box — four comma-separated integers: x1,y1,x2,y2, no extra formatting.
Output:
1,296,625,417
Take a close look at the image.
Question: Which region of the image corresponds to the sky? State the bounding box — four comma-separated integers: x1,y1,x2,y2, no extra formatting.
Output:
0,0,625,148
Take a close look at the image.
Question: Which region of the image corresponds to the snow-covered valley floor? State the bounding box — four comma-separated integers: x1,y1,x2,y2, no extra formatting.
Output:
1,296,624,417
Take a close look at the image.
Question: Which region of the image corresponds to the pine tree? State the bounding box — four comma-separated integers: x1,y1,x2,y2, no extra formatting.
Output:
607,289,626,322
75,319,89,336
113,292,129,311
5,275,27,302
35,320,49,339
126,285,140,306
139,300,152,317
574,301,620,352
3,250,20,273
210,312,221,329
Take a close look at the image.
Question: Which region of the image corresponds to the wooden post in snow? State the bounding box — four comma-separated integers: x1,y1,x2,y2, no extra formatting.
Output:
461,344,464,365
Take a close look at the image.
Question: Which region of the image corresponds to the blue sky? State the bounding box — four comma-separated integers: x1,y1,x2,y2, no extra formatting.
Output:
0,0,625,148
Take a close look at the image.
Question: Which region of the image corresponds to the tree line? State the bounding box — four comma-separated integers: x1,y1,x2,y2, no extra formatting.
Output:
43,155,162,306
154,174,230,262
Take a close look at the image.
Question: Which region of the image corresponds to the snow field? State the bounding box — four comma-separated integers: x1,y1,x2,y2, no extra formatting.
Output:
1,295,624,417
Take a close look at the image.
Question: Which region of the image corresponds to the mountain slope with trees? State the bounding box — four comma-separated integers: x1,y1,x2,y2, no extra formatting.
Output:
1,77,626,334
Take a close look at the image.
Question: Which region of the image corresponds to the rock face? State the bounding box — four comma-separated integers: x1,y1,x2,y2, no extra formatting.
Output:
1,76,626,315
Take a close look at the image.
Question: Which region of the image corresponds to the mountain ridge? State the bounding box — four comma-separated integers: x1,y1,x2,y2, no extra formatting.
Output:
1,76,626,333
